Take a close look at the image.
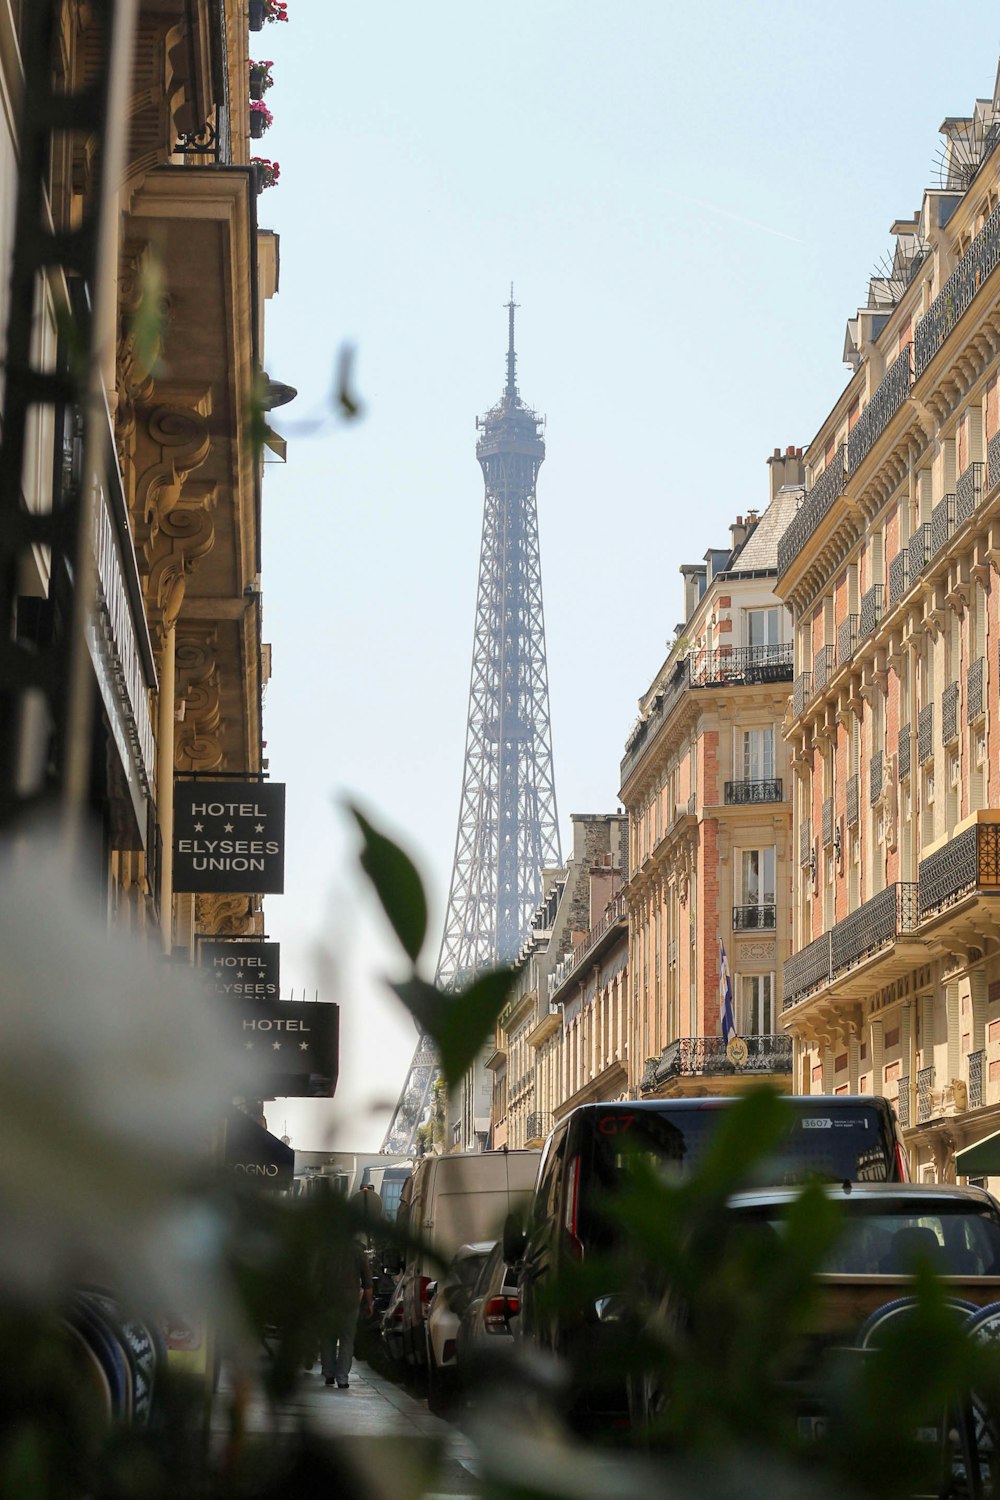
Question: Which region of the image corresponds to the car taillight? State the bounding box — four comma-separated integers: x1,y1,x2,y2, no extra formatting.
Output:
564,1154,583,1260
483,1295,518,1334
420,1276,433,1313
894,1142,910,1181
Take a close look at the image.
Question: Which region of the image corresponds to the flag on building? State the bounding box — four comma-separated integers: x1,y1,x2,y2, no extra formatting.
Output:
719,938,737,1047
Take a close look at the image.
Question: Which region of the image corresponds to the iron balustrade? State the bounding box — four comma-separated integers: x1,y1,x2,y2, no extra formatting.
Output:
846,774,859,828
860,583,885,638
914,203,1000,375
917,1066,935,1125
908,522,934,578
889,550,910,605
898,723,911,780
829,882,920,979
956,461,984,526
733,904,776,930
526,1111,552,1141
847,345,913,475
870,749,884,805
918,703,935,765
990,431,1000,492
777,445,846,578
968,657,985,723
814,644,834,692
918,822,1000,916
792,671,812,720
644,1035,793,1090
822,797,834,848
799,818,812,868
838,614,859,666
724,779,783,804
548,892,628,1000
782,932,832,1008
897,1076,911,1129
942,681,960,745
969,1049,985,1110
931,493,956,557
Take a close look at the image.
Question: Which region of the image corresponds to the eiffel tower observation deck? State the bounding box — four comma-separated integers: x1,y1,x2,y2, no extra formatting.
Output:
382,293,562,1154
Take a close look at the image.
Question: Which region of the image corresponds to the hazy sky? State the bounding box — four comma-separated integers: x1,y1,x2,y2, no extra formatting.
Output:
257,2,1000,1151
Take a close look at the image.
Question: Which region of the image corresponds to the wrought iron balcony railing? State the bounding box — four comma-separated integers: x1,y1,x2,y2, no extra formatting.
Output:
838,614,859,666
889,549,909,605
942,681,959,745
846,773,859,829
642,1034,793,1091
917,1066,935,1125
814,644,834,693
955,461,984,526
897,1075,911,1129
918,822,1000,917
968,657,985,723
525,1111,552,1142
847,345,913,475
990,431,1000,492
860,583,884,638
908,522,934,578
870,749,883,805
733,905,776,930
822,797,834,848
898,722,911,780
792,671,812,720
783,931,832,1009
918,703,934,765
931,493,956,557
914,203,1000,375
724,779,783,804
799,818,812,868
829,882,920,980
776,445,846,578
969,1049,985,1111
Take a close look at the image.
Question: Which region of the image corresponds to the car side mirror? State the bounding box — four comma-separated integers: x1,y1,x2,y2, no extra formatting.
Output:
503,1212,527,1264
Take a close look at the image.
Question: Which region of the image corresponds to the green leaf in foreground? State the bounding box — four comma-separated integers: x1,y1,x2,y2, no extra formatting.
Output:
391,970,510,1089
349,804,428,963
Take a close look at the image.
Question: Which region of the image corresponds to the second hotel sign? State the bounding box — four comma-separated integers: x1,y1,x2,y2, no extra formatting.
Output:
173,780,286,894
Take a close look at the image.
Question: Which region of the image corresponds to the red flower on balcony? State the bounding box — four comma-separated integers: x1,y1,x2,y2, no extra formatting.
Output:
251,158,280,191
263,0,288,19
249,99,273,138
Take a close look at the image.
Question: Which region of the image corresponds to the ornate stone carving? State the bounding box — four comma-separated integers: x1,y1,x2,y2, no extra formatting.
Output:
175,629,224,772
196,893,257,937
132,395,215,631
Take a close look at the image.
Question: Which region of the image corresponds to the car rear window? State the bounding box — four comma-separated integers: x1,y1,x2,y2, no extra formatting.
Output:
736,1199,1000,1276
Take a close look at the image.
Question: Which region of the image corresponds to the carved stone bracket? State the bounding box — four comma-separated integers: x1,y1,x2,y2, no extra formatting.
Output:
132,395,215,633
196,893,257,937
175,628,225,772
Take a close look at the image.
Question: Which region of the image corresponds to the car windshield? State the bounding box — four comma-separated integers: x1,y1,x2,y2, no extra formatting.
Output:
735,1200,1000,1276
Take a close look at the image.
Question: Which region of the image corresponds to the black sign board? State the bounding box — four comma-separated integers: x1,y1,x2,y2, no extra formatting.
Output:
200,941,280,1001
225,1108,294,1190
173,780,286,893
228,997,339,1099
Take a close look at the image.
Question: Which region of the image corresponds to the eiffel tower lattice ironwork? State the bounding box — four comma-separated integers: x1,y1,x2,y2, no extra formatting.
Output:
382,293,562,1154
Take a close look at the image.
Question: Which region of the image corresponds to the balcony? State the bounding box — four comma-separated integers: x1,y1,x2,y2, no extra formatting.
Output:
970,1049,985,1111
897,1075,911,1129
814,644,834,693
799,818,812,868
898,722,911,780
888,550,909,605
955,461,984,526
548,892,628,1002
968,657,985,723
776,445,846,579
917,1066,935,1126
919,822,1000,918
870,749,883,805
724,778,783,804
989,430,1000,492
733,904,776,930
918,703,934,765
828,883,919,980
838,613,859,667
942,681,959,746
846,774,859,828
914,203,1000,376
908,522,934,578
859,583,884,638
641,1034,792,1092
847,344,913,476
930,493,956,557
525,1111,552,1143
792,671,812,720
783,932,832,1009
822,797,834,848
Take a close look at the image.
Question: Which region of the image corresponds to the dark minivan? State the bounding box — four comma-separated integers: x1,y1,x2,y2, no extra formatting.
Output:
507,1095,909,1423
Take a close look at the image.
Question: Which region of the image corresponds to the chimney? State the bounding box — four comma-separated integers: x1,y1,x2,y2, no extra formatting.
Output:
767,445,805,500
729,514,747,553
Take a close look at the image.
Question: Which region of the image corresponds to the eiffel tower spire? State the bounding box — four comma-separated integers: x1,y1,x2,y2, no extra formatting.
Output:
383,296,562,1153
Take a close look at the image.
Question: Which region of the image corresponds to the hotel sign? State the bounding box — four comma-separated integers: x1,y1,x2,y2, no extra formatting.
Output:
174,780,286,893
200,941,280,1000
225,1108,294,1191
227,997,339,1099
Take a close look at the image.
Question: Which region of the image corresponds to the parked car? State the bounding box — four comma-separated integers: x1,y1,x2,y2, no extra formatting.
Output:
455,1238,521,1396
506,1094,910,1427
380,1275,407,1376
395,1148,540,1383
425,1241,495,1412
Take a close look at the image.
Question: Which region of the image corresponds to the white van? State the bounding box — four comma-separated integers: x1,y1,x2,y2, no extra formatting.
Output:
396,1149,540,1382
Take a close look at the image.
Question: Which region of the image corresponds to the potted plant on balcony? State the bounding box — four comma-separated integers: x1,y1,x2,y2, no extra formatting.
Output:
249,60,273,100
250,0,288,26
249,100,273,139
251,158,280,193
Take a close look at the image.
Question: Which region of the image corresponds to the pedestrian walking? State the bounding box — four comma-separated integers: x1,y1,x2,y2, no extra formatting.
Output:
321,1232,373,1388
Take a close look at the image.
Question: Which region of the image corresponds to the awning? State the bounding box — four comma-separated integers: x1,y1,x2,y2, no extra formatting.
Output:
954,1130,1000,1177
225,1108,294,1190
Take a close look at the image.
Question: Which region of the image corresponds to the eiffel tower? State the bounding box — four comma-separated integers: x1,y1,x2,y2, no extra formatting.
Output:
383,293,562,1154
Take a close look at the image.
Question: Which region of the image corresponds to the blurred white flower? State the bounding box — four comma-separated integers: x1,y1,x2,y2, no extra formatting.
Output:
0,832,258,1322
